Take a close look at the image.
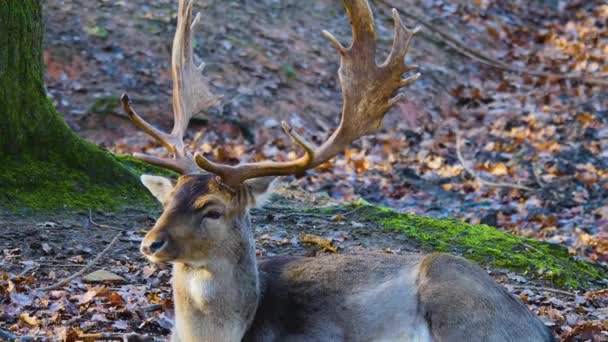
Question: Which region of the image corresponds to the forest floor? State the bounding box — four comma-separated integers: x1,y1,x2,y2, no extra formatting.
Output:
1,189,607,340
1,0,608,340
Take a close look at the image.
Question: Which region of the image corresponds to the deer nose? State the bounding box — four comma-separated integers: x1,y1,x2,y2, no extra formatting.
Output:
141,239,167,255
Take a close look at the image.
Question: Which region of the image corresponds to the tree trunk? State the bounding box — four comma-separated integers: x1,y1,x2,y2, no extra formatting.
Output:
0,0,156,211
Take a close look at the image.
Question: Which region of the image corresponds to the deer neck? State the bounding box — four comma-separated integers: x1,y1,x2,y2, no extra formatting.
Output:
171,214,259,342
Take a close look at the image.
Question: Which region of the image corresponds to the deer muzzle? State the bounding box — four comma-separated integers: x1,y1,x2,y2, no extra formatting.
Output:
140,230,171,261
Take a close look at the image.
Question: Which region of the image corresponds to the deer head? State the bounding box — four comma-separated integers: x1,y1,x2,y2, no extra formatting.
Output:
137,174,274,265
122,0,419,266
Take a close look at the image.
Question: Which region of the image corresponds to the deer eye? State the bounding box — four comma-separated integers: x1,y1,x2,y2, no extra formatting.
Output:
203,210,222,220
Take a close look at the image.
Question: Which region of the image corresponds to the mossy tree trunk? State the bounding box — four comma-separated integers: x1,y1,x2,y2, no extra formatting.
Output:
0,0,154,211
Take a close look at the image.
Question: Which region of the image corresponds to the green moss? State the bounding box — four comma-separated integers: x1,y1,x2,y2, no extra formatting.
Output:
0,154,158,212
358,205,606,289
84,23,109,39
306,202,607,289
281,63,297,81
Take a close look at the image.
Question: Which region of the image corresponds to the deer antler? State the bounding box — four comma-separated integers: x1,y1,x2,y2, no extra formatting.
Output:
121,0,222,174
195,0,420,186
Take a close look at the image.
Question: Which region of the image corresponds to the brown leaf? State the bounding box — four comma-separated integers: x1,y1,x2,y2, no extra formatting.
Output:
299,233,337,253
106,292,124,306
78,288,101,305
331,214,345,222
19,313,40,326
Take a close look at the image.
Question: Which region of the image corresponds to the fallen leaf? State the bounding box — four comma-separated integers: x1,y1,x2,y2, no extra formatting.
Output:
106,292,124,306
19,313,40,326
299,233,337,253
83,270,127,285
113,320,129,330
78,288,101,305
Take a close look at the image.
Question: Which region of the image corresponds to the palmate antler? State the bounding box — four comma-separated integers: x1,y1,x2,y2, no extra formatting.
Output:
123,0,419,187
121,0,221,174
195,0,420,186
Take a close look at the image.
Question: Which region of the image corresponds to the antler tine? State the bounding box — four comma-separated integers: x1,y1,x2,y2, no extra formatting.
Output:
194,0,420,187
382,9,420,71
171,0,222,140
121,0,221,175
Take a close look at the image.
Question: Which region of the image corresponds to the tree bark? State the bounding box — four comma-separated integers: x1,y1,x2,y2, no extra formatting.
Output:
0,0,155,211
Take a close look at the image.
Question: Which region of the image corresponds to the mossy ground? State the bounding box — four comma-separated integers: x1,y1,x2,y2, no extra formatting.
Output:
310,201,608,289
0,153,174,213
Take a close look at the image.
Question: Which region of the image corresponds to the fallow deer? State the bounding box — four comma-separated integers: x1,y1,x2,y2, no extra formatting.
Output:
121,0,555,341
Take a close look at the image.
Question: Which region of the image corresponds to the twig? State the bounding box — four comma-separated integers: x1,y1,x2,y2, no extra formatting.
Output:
510,284,577,297
456,131,535,191
532,163,547,189
36,230,124,291
17,265,38,277
280,212,327,219
77,333,127,341
78,332,155,342
89,209,124,231
378,1,608,87
33,262,86,268
340,205,366,217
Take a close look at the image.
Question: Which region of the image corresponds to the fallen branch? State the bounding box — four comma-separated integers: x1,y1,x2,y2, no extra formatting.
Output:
510,284,577,298
379,1,608,87
37,230,124,291
17,264,38,277
76,332,158,342
78,333,125,342
89,209,124,231
456,131,535,191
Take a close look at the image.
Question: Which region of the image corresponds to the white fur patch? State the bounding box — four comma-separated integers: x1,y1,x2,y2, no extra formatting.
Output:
187,269,215,307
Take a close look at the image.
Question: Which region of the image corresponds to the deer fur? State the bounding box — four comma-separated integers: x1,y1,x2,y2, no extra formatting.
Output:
140,174,554,342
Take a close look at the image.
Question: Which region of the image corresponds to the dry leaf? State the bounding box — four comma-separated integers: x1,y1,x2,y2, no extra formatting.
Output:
19,313,40,326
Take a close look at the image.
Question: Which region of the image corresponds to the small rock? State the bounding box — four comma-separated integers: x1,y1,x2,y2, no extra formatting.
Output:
83,270,127,285
480,211,498,227
42,243,53,255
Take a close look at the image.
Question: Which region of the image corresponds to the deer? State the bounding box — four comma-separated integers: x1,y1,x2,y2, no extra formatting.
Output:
120,0,554,341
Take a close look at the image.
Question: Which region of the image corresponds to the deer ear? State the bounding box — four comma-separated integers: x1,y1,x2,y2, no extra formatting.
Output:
140,175,174,204
244,177,276,208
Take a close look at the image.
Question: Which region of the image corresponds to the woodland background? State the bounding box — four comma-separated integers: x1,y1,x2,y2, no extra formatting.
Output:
1,0,608,340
